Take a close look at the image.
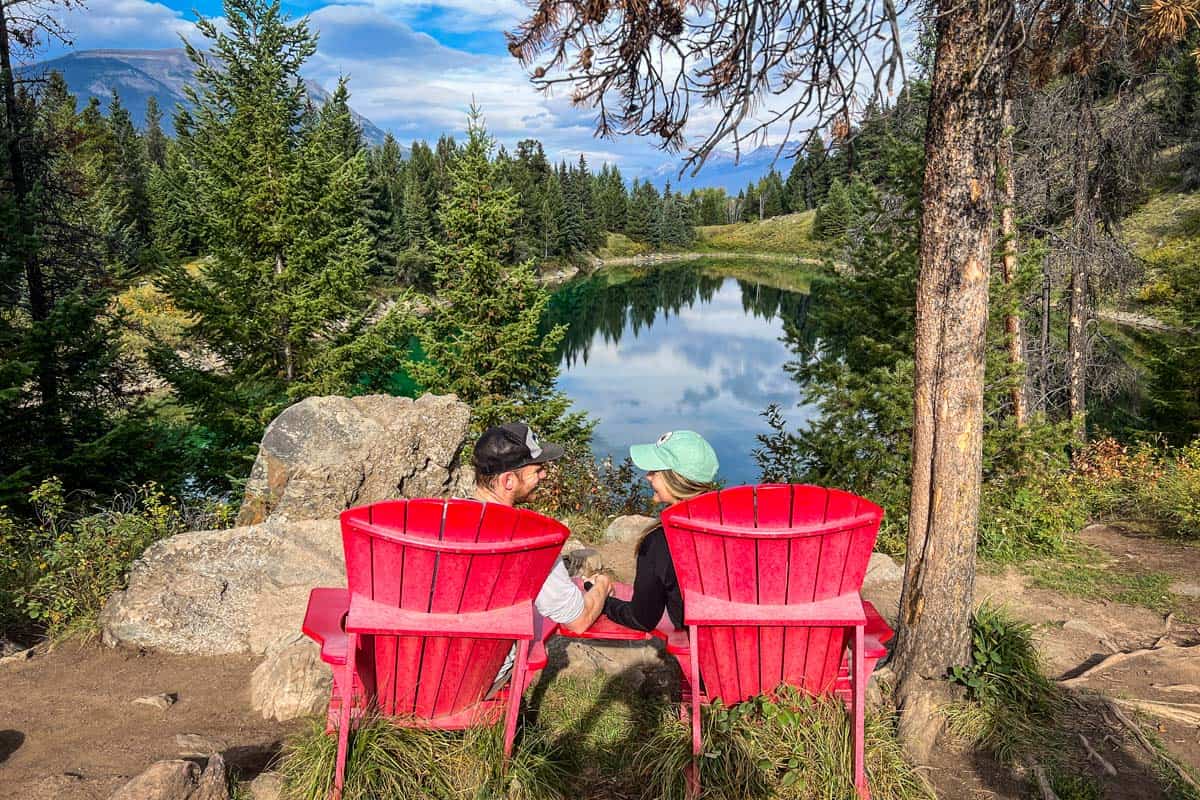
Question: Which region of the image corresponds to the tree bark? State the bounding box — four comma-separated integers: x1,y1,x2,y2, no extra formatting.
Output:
999,96,1027,425
0,4,58,423
1067,91,1093,443
893,0,1009,761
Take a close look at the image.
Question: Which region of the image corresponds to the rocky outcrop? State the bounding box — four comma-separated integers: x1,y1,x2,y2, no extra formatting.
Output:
603,514,658,544
236,393,473,526
249,633,331,721
100,519,342,655
102,392,477,656
107,757,231,800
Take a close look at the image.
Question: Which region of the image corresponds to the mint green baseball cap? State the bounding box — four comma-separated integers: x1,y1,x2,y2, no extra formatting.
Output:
630,430,719,483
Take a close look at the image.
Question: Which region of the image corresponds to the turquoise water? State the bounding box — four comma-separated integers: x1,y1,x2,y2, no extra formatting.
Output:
545,264,816,485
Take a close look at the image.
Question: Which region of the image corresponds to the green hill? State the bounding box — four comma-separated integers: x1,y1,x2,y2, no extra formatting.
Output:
695,210,827,257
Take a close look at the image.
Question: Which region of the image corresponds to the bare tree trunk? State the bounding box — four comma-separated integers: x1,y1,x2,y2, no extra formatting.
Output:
894,0,1009,761
0,5,57,421
999,96,1027,425
1067,92,1093,443
1039,260,1051,411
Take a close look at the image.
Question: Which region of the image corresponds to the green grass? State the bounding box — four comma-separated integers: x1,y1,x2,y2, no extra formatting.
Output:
277,672,932,800
694,211,827,257
597,232,651,259
1023,544,1183,617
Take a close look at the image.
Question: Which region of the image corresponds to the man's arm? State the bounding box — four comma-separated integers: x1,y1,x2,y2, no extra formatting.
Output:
561,574,612,634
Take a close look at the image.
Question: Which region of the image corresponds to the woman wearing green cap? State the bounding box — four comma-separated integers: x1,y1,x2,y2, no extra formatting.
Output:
603,430,719,633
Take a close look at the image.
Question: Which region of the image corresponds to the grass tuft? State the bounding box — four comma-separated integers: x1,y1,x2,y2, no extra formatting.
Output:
632,688,932,800
945,604,1063,765
277,713,566,800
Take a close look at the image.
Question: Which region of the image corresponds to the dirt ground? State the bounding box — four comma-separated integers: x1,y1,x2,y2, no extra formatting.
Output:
1,522,1198,800
0,643,295,799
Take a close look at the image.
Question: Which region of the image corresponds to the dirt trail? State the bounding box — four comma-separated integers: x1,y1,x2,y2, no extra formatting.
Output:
0,643,294,799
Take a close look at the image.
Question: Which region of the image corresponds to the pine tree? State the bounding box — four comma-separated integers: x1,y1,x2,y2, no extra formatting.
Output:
556,160,586,255
149,138,200,260
0,67,139,503
93,91,153,272
760,168,786,218
144,95,168,168
405,110,590,444
155,0,373,486
365,133,404,278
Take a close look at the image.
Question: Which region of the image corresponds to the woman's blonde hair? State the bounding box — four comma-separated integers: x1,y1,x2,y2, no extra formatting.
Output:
637,469,717,548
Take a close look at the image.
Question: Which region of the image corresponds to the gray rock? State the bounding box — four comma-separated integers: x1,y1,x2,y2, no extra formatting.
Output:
864,552,904,585
132,692,177,710
189,754,230,800
563,548,603,577
176,733,228,757
551,637,665,680
250,633,332,721
237,393,473,526
1170,581,1200,598
248,771,284,800
108,760,199,800
604,515,658,544
100,518,343,655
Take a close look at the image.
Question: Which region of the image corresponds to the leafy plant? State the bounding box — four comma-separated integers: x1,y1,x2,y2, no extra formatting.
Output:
946,605,1062,764
0,478,208,636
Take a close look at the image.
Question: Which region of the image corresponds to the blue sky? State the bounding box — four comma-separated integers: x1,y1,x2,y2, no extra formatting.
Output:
34,0,698,177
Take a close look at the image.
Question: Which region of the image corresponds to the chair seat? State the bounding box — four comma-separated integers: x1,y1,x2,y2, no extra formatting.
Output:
302,587,555,672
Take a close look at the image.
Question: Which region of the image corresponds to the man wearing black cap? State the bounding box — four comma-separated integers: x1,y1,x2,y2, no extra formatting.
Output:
473,422,611,634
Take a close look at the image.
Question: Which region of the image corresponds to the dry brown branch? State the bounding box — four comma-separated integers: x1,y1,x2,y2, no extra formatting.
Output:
1151,683,1200,693
1105,699,1200,793
1032,764,1062,800
1078,733,1118,776
1113,699,1200,726
1059,645,1178,686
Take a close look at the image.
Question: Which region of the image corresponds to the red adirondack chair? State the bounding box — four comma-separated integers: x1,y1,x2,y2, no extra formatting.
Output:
661,484,890,800
300,498,569,799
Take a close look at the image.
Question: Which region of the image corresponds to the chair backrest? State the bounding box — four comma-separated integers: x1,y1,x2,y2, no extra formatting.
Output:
661,484,883,704
340,498,568,719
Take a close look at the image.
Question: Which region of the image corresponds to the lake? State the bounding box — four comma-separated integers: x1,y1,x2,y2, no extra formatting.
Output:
545,261,818,485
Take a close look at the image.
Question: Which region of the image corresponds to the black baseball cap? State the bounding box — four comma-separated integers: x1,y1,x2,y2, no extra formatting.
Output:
473,422,565,475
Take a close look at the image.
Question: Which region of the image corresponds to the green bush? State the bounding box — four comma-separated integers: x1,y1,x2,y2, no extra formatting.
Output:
0,478,220,636
946,605,1062,764
1075,437,1200,538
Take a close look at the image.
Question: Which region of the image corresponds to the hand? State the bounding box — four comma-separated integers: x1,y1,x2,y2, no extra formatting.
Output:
588,573,613,597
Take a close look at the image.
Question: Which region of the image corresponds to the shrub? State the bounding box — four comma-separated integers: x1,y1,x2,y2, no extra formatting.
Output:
534,453,653,522
1075,437,1200,538
0,479,221,636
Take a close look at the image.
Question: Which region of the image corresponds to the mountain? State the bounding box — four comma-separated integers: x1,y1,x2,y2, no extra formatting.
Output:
22,49,389,145
651,145,796,193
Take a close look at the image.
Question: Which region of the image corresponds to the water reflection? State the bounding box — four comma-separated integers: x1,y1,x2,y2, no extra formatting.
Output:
544,265,818,484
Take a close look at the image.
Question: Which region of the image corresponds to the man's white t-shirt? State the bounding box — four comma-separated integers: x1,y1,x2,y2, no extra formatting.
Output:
535,558,586,624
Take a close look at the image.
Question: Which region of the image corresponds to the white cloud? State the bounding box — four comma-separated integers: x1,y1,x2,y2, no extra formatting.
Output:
44,0,197,56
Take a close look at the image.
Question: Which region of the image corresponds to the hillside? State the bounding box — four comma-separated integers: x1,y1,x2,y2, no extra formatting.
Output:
694,210,827,258
21,49,388,143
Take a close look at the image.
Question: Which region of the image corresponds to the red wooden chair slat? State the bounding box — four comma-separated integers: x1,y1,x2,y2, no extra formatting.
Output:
301,498,568,800
660,484,888,800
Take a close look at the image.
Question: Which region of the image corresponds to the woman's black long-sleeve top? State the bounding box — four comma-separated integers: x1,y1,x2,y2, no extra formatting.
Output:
602,525,685,632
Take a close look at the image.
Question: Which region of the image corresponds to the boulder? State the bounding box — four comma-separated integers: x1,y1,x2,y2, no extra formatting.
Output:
563,548,603,577
604,515,658,544
100,519,342,655
108,760,199,800
189,754,230,800
132,692,177,710
250,633,332,721
236,393,473,526
248,772,284,800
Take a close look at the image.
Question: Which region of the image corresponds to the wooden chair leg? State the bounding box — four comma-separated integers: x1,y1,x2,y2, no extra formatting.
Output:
503,640,530,762
688,625,702,800
852,624,869,800
332,633,357,800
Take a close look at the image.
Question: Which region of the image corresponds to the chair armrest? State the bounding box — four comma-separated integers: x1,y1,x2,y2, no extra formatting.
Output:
346,594,536,640
302,588,350,666
683,590,867,627
863,601,894,644
558,579,654,641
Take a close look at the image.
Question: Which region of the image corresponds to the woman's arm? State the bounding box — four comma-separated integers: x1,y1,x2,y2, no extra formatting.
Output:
603,531,670,632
